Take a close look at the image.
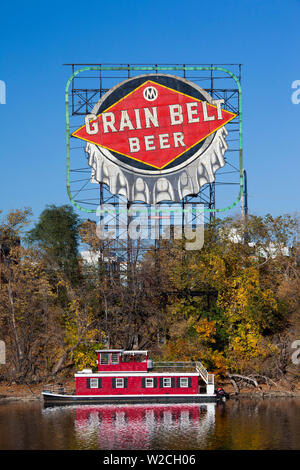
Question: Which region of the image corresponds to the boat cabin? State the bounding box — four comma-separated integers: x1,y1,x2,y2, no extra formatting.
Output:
96,349,149,372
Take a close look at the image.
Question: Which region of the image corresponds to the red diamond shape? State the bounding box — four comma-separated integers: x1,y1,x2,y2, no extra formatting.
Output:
72,80,236,169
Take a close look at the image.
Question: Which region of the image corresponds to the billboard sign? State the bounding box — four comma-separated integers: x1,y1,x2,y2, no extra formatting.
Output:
72,74,236,204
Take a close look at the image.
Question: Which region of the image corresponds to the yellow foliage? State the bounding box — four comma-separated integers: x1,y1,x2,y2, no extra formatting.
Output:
194,318,216,343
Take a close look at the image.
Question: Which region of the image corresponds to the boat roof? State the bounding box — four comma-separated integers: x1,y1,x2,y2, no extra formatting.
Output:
123,350,148,355
95,349,124,353
95,349,148,354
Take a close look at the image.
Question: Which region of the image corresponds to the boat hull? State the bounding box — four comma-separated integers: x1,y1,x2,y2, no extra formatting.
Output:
42,392,217,406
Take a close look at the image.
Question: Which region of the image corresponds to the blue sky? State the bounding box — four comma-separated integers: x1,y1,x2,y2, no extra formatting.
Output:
0,0,299,225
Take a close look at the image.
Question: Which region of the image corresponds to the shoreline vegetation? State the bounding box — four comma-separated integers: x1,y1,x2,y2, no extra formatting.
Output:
1,379,300,403
0,206,300,400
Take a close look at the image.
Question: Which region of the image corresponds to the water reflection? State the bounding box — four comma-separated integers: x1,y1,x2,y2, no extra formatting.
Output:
1,398,300,449
70,403,215,450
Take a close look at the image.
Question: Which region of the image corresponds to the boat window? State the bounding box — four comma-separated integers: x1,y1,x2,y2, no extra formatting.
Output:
111,353,119,364
145,378,154,388
115,378,124,388
163,377,172,387
122,354,134,363
180,378,189,388
133,354,145,363
100,353,109,364
90,378,98,388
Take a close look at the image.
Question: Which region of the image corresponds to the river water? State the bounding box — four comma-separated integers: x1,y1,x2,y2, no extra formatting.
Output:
0,398,300,450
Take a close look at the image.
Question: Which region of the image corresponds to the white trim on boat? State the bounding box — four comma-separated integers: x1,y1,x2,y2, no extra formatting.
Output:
74,372,199,377
42,392,216,398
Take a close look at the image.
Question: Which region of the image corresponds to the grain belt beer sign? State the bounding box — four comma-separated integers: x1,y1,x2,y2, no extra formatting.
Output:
72,74,237,203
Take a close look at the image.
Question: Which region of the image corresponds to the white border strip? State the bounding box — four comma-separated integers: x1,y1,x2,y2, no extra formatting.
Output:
75,372,199,377
42,392,215,398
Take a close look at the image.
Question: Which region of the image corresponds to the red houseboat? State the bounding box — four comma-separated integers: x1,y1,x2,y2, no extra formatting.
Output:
42,349,216,404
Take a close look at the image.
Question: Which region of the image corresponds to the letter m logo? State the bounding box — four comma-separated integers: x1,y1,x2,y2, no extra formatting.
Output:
143,86,158,101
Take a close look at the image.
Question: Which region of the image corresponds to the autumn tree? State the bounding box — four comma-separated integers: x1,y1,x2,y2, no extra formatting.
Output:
0,209,63,381
78,219,164,351
0,209,104,381
153,213,299,380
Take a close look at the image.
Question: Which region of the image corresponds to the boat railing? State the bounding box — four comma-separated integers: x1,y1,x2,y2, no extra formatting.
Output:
195,361,208,383
207,373,214,385
42,384,75,395
152,361,197,371
195,362,214,385
153,361,214,385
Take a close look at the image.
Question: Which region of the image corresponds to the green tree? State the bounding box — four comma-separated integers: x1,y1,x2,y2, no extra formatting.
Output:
27,205,81,284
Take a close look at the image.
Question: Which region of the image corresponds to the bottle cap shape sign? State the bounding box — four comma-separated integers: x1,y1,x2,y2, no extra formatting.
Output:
72,74,236,203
